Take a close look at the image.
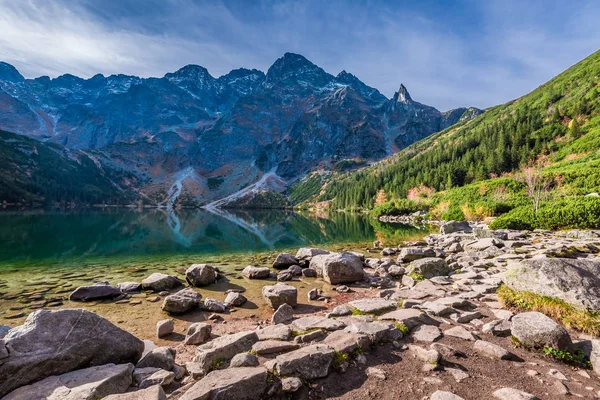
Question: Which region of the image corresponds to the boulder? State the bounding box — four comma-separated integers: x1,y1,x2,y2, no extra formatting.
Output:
277,270,294,281
156,319,174,339
136,347,175,371
252,340,299,355
203,298,226,313
142,273,182,292
348,299,397,314
186,264,217,287
242,265,271,279
440,221,472,234
161,288,202,314
0,309,143,397
397,247,435,263
116,282,142,293
295,247,330,261
184,322,212,345
406,258,450,279
503,258,600,311
69,282,123,302
323,330,370,353
465,238,504,251
179,367,267,400
224,292,247,307
302,268,318,277
262,283,298,309
272,303,294,324
265,344,334,379
291,316,346,332
3,363,134,400
0,325,10,338
104,385,167,400
255,324,292,341
511,312,572,350
133,367,174,388
229,352,259,368
273,253,299,269
473,340,512,360
309,252,365,284
193,331,259,373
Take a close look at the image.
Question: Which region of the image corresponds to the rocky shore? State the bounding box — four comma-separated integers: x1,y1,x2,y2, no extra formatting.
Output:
1,222,600,399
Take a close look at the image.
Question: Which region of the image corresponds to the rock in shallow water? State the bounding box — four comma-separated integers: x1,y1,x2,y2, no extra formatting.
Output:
242,266,271,279
262,283,297,309
142,273,182,292
0,309,144,398
272,253,299,269
69,282,122,302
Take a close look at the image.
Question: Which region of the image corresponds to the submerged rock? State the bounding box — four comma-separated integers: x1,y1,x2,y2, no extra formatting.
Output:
116,282,142,293
69,282,122,302
142,273,182,292
0,309,143,398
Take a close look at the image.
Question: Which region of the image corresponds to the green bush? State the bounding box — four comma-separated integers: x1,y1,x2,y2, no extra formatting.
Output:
490,197,600,230
370,198,422,218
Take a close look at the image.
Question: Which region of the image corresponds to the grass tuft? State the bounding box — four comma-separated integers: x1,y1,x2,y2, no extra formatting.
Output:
394,322,409,335
542,346,592,369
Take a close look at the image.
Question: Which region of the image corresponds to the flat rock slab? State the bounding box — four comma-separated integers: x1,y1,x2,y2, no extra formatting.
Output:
291,316,346,332
252,340,299,355
444,326,478,341
431,391,466,400
343,321,394,343
412,325,443,342
194,330,258,373
104,385,166,400
323,330,370,353
179,367,268,400
3,363,134,400
255,324,292,341
348,299,397,314
265,344,335,380
493,388,540,400
379,309,428,330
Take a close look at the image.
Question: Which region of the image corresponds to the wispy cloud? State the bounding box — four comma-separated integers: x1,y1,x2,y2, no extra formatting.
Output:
0,0,598,110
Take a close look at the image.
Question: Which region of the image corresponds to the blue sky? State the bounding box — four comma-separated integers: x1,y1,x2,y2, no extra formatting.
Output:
0,0,599,110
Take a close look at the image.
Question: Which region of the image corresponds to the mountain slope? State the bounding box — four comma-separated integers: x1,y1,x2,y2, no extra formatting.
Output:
0,54,480,206
305,49,600,210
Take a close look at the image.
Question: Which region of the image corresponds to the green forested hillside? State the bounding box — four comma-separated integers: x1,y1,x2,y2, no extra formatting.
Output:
300,49,600,221
0,130,139,205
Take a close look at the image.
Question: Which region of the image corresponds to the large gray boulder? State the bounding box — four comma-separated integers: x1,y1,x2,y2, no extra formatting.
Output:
3,363,134,400
265,344,334,379
69,282,122,302
295,247,330,261
184,322,212,345
116,282,142,293
440,221,472,234
397,247,435,263
309,252,365,284
503,258,600,311
186,264,217,287
136,347,175,370
511,312,572,350
0,309,143,398
141,273,182,292
193,331,259,373
406,258,450,278
241,266,271,279
179,367,267,400
161,288,202,314
262,283,298,309
272,253,299,269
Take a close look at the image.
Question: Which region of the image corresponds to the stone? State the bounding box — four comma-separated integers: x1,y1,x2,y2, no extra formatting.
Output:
135,368,174,388
366,367,386,380
348,298,397,314
344,321,395,343
308,288,319,300
242,266,270,279
444,326,478,341
116,282,142,293
224,291,247,307
277,270,294,281
281,377,302,392
293,329,327,344
451,311,482,323
3,363,134,400
69,282,122,301
0,309,144,398
302,268,318,277
179,367,267,400
431,343,466,359
193,331,258,373
272,303,294,324
295,247,330,261
203,298,226,313
402,274,416,287
473,340,512,360
273,253,299,269
184,322,212,345
465,238,504,251
309,252,365,284
379,309,428,330
397,247,435,263
229,352,259,367
266,344,334,379
0,325,10,338
446,367,469,382
412,325,443,342
492,388,540,400
186,264,217,287
503,258,600,311
482,319,512,337
388,265,405,277
262,283,297,309
328,304,353,317
547,368,567,380
136,347,175,371
511,312,572,350
142,273,182,292
406,258,450,279
421,301,454,317
324,330,370,353
291,316,346,332
288,264,303,276
156,319,174,339
440,221,472,234
431,391,466,400
407,344,441,363
161,288,202,314
104,385,167,400
252,340,299,355
255,324,292,341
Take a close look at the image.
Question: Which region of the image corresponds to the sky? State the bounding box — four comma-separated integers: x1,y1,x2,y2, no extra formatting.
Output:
0,0,599,111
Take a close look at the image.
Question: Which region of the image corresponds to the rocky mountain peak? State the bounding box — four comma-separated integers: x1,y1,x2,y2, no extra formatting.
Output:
394,83,413,103
165,64,214,84
265,52,332,88
0,62,25,83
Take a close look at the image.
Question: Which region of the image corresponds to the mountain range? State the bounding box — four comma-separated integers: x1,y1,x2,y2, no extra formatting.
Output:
0,53,481,207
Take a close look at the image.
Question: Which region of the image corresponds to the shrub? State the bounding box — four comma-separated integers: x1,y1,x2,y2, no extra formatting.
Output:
370,198,421,218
